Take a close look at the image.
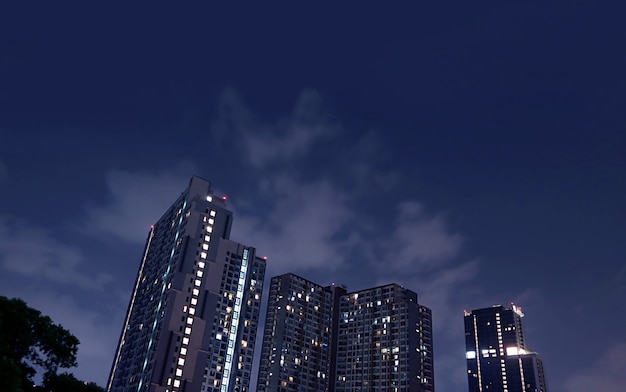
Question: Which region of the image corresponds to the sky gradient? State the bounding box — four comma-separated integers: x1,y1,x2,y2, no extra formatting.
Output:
1,3,625,391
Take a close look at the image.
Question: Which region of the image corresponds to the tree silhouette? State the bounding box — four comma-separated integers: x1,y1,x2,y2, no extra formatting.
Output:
42,372,105,392
0,296,102,392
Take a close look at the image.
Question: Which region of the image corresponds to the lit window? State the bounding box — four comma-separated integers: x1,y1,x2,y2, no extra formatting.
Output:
192,289,199,296
206,227,212,233
200,252,207,259
178,358,185,366
204,235,211,242
176,368,182,376
198,261,205,269
182,337,189,345
506,347,526,356
195,279,201,286
210,210,216,217
202,243,209,250
189,308,195,315
196,270,203,278
185,327,192,335
208,218,214,225
191,298,198,305
206,196,213,202
181,347,187,355
187,317,194,325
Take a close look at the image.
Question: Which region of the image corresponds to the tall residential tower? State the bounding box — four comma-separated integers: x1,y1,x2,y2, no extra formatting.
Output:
257,274,434,392
464,305,547,392
256,274,340,392
107,176,266,392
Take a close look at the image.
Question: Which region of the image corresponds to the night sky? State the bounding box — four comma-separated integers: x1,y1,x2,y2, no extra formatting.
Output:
1,3,625,391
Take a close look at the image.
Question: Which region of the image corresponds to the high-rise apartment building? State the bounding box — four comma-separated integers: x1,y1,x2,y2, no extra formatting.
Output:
257,274,434,392
336,284,434,392
464,305,547,392
257,274,341,392
107,176,266,392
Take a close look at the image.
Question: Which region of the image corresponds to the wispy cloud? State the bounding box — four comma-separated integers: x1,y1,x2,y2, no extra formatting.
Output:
210,89,357,274
212,90,474,333
564,342,626,392
85,164,196,243
379,200,463,272
212,89,337,169
0,217,113,291
346,131,400,192
231,177,354,275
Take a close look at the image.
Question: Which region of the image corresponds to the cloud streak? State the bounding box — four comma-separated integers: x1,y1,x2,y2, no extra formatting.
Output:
0,217,113,291
231,177,354,274
212,89,337,169
85,164,195,243
564,342,626,392
381,200,463,272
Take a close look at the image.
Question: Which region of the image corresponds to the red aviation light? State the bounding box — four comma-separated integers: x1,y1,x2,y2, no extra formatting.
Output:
222,195,227,200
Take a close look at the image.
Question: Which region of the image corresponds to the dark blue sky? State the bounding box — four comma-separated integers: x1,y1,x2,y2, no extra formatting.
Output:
1,3,625,391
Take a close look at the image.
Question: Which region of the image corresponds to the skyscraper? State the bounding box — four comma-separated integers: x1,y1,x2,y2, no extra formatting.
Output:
257,274,434,392
336,284,434,392
257,274,340,392
107,176,266,392
464,305,547,392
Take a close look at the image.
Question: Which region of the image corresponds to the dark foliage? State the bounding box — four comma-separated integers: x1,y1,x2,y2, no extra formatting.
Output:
41,372,106,392
0,296,103,392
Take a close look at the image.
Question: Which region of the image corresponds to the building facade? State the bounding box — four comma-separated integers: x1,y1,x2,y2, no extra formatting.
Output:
256,274,340,392
107,176,266,392
464,305,547,392
336,284,434,392
257,275,434,392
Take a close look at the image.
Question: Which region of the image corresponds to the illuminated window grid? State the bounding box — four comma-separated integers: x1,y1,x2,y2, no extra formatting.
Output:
220,249,249,392
172,213,213,391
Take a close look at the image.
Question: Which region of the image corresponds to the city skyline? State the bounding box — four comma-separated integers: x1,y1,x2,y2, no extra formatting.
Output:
1,2,625,391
